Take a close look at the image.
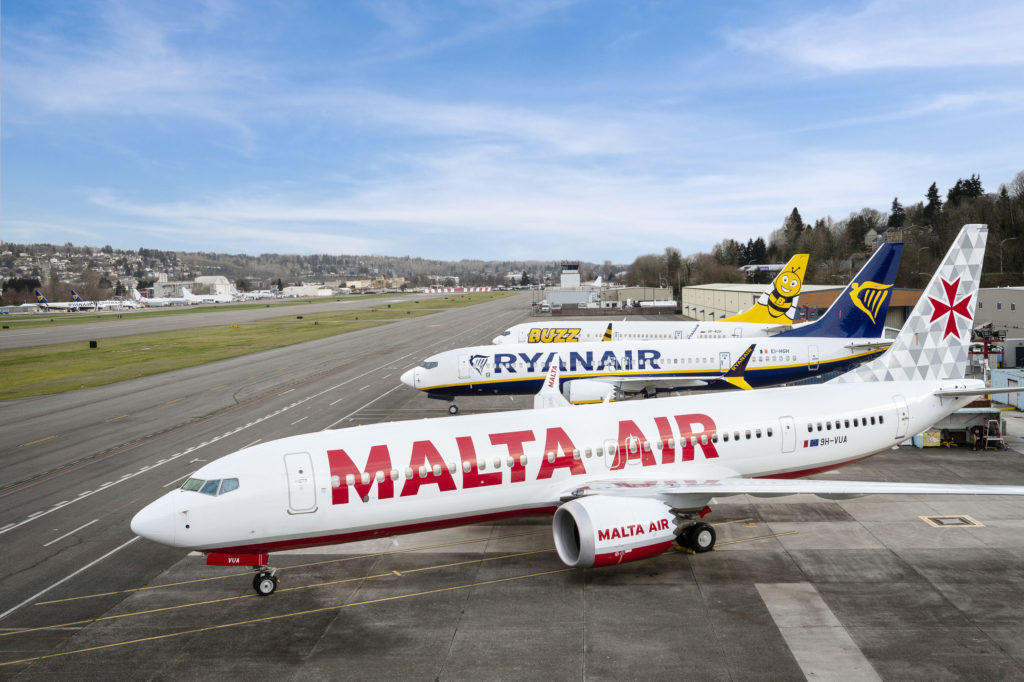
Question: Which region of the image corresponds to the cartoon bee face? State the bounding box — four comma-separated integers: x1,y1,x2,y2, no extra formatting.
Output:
775,267,803,298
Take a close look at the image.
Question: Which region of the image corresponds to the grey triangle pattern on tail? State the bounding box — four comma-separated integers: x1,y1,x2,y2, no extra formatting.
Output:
833,224,987,384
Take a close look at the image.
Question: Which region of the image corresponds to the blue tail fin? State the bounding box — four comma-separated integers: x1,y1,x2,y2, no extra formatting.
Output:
777,242,903,339
34,290,49,304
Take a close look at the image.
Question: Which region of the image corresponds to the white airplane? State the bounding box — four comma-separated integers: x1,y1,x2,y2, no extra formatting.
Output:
494,253,811,345
241,290,275,300
131,288,189,307
182,287,235,304
404,246,900,412
131,225,1024,597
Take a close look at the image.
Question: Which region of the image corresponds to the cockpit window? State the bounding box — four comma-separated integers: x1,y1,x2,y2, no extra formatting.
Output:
200,479,221,496
182,476,239,495
419,361,438,369
500,331,510,336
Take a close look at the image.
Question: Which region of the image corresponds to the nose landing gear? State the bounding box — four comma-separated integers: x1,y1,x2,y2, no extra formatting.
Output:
253,567,279,596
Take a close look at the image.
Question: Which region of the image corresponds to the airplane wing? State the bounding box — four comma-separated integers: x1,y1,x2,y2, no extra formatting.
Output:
564,477,1024,503
617,378,710,393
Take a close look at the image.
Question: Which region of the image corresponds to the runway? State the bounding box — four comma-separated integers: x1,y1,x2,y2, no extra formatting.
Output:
3,293,1024,679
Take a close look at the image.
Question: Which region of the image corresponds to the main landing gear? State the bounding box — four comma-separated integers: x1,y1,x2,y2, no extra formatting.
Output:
675,521,716,553
253,567,279,596
447,402,459,415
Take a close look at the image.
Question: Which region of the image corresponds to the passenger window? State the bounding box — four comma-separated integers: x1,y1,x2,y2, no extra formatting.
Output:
767,427,773,437
835,421,841,430
723,432,729,442
844,419,850,428
807,424,813,432
755,428,762,438
701,435,708,445
219,478,239,494
853,418,859,427
200,479,220,496
870,416,876,425
817,423,822,432
879,415,884,424
745,430,751,439
826,422,832,431
712,434,718,443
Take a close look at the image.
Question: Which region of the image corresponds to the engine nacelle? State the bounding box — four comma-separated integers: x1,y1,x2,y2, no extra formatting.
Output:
563,379,617,404
552,495,679,568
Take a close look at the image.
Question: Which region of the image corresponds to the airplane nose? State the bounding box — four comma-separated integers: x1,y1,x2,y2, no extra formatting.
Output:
131,494,178,547
400,368,416,387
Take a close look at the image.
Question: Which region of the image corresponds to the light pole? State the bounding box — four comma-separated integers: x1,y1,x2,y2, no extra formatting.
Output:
1000,237,1017,274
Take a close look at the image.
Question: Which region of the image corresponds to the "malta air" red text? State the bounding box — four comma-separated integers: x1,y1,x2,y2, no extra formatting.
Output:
598,518,671,542
326,412,719,504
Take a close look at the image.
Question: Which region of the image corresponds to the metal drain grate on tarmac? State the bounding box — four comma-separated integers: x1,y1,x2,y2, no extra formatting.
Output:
920,515,984,528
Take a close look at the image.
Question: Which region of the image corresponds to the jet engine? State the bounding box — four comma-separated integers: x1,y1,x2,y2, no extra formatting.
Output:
562,379,617,404
552,495,680,567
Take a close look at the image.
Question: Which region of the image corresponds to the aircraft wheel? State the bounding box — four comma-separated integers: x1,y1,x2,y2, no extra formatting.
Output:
253,572,278,596
448,403,459,415
685,522,716,553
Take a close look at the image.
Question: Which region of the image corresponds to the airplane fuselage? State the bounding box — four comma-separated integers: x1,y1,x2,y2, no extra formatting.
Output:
131,379,978,555
404,337,887,400
493,320,792,345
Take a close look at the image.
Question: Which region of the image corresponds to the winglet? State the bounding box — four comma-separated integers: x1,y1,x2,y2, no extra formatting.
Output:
602,323,613,342
721,344,756,390
534,359,570,409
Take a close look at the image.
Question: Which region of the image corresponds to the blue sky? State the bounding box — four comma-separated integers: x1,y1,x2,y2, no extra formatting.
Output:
3,0,1023,262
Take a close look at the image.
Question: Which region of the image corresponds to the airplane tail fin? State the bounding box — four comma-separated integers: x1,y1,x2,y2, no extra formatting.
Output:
534,358,570,409
602,323,613,342
834,224,987,383
70,290,84,302
778,242,902,339
34,290,49,304
723,253,809,324
131,288,142,301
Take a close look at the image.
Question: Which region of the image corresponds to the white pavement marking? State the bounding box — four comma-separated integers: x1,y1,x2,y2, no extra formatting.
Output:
163,473,191,488
291,416,308,425
756,582,881,682
0,537,140,623
324,386,403,430
43,519,99,547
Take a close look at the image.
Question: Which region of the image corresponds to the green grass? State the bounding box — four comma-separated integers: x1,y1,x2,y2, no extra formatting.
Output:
0,291,517,399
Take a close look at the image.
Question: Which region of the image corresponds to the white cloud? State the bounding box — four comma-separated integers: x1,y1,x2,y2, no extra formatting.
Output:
727,1,1024,72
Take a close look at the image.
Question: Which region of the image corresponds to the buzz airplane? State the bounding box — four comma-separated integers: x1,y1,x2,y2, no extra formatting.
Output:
494,254,810,345
403,245,900,413
131,225,1024,597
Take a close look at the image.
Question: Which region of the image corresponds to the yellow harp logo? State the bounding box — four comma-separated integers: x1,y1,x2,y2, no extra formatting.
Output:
849,281,893,324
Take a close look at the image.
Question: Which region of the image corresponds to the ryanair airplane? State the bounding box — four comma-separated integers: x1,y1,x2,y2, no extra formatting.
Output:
402,244,902,413
494,254,810,345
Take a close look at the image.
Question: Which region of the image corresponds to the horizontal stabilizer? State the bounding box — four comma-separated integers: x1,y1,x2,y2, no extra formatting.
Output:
934,386,1024,398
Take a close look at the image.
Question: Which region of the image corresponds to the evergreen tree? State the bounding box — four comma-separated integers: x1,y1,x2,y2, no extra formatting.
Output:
923,182,942,225
887,197,906,227
784,207,804,244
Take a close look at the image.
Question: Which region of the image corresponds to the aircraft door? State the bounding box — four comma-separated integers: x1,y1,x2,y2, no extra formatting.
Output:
719,352,731,372
603,438,619,469
779,416,796,453
284,452,317,514
519,329,528,342
458,355,470,379
808,345,819,371
732,327,742,337
674,329,683,340
892,394,910,439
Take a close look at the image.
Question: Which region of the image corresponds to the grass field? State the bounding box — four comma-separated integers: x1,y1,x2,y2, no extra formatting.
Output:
0,291,515,399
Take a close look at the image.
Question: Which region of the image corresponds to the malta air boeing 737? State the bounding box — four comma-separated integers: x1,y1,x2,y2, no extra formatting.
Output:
130,225,1024,597
494,253,810,345
131,288,189,307
403,245,900,413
